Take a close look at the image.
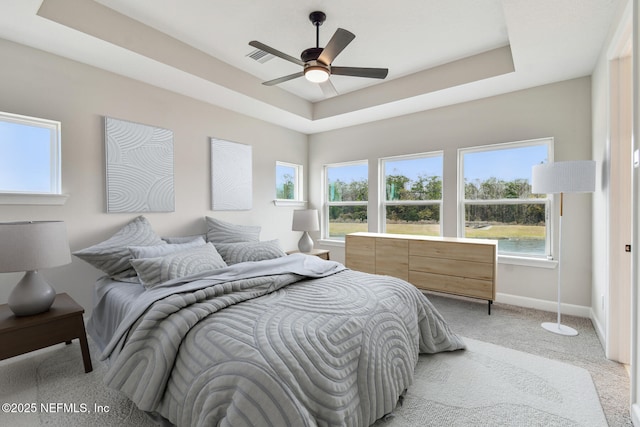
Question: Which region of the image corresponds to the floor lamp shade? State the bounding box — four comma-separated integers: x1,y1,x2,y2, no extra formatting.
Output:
0,221,71,316
532,160,596,194
531,160,596,336
292,209,319,253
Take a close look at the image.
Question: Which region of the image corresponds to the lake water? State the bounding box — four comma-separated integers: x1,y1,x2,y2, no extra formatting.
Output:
494,238,546,256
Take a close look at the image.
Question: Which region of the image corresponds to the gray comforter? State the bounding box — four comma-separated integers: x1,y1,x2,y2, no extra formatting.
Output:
100,254,465,426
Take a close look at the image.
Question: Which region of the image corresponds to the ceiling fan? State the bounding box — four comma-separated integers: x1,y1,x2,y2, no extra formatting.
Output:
249,11,388,96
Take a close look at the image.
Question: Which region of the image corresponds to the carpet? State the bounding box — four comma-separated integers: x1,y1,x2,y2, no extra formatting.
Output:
0,336,606,426
376,338,607,427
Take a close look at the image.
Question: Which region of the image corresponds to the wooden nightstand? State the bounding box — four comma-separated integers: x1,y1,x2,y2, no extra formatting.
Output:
287,248,330,260
0,293,92,373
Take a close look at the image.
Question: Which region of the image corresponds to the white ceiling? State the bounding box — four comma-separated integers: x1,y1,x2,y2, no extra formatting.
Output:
0,0,623,134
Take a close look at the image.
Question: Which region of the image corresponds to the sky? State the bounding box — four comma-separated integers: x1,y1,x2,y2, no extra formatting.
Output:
0,121,52,192
327,145,548,184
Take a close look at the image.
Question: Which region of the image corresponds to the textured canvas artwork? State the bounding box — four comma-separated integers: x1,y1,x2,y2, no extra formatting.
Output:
105,117,174,212
211,138,252,210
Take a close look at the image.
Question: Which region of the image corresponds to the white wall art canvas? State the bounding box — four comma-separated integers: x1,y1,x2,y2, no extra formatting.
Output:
211,138,252,210
105,117,174,212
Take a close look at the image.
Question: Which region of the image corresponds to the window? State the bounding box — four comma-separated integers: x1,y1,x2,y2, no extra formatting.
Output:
324,161,368,240
459,138,551,257
0,111,64,203
381,152,443,236
275,161,303,205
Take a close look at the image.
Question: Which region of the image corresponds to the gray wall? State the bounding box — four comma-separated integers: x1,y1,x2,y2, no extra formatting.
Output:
0,39,308,314
309,77,593,310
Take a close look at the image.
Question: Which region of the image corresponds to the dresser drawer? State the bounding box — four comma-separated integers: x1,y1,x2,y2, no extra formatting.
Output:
409,271,494,300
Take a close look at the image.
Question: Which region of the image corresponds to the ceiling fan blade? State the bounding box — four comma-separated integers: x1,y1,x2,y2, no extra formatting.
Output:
318,28,355,65
331,66,389,79
262,71,304,86
249,41,304,66
319,79,338,97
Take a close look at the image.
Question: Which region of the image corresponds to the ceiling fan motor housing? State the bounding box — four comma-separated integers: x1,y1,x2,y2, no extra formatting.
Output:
301,47,324,63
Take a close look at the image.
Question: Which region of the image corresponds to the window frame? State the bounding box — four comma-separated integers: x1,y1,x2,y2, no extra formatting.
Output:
322,160,369,242
274,161,304,207
457,137,554,261
0,111,67,205
379,151,444,236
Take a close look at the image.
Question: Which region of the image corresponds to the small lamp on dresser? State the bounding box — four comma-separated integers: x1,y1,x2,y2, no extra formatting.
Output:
292,209,320,252
0,221,71,316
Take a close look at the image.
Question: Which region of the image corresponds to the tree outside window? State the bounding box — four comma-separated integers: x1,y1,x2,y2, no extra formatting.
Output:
459,139,551,257
324,162,368,240
381,153,443,236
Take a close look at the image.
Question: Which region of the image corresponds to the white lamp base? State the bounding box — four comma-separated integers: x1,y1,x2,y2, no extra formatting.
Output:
8,270,56,316
541,322,578,336
297,231,314,253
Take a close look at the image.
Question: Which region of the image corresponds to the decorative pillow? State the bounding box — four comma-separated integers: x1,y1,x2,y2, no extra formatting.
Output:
215,240,286,265
130,243,227,288
162,235,206,244
130,237,206,259
205,216,260,244
73,216,165,279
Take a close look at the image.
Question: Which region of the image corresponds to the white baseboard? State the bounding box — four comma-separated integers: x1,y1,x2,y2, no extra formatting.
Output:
631,403,640,426
589,308,607,349
496,292,592,318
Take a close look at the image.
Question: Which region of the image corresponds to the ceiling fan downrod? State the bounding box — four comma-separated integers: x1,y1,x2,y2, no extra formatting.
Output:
309,11,326,49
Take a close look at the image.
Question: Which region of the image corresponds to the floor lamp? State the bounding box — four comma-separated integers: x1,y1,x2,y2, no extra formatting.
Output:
532,160,596,336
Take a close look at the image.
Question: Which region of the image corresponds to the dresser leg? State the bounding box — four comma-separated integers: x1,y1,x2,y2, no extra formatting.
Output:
488,300,493,315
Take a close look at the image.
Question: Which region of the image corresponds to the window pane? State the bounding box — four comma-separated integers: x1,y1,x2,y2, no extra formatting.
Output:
276,164,296,199
464,203,546,256
385,156,442,201
327,164,368,202
328,206,367,239
386,205,440,236
463,145,548,200
0,121,53,193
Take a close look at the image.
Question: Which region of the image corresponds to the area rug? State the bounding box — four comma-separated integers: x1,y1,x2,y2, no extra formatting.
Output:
0,336,606,426
376,337,607,427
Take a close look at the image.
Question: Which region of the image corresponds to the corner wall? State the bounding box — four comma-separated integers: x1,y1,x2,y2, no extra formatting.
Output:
309,77,593,309
0,38,308,315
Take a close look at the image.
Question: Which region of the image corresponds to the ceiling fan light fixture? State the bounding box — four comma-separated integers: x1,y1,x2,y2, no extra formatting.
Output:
304,65,329,83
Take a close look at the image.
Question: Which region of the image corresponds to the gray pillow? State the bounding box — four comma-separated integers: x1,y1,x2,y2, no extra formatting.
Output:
130,237,206,259
130,243,227,288
73,216,165,278
162,235,206,244
205,216,260,244
215,240,286,265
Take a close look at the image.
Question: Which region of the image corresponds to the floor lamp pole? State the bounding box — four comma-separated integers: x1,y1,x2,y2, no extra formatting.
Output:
542,192,578,336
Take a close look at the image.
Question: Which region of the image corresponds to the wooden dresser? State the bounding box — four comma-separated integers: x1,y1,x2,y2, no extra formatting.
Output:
345,232,497,314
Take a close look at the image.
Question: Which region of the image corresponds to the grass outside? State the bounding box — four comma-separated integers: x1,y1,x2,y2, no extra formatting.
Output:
330,222,545,241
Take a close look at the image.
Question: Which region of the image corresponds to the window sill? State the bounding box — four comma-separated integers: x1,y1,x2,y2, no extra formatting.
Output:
0,193,70,205
318,239,346,247
498,255,557,269
273,200,306,207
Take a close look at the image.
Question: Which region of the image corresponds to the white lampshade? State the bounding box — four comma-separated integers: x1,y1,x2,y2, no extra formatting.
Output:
0,221,71,316
292,209,320,232
531,160,596,194
0,221,71,272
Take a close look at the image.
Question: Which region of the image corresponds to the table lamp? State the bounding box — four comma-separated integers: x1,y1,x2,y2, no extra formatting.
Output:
531,160,596,336
0,221,71,316
292,209,319,252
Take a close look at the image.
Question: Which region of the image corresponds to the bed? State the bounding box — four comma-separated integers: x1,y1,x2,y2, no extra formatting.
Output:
78,216,465,427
